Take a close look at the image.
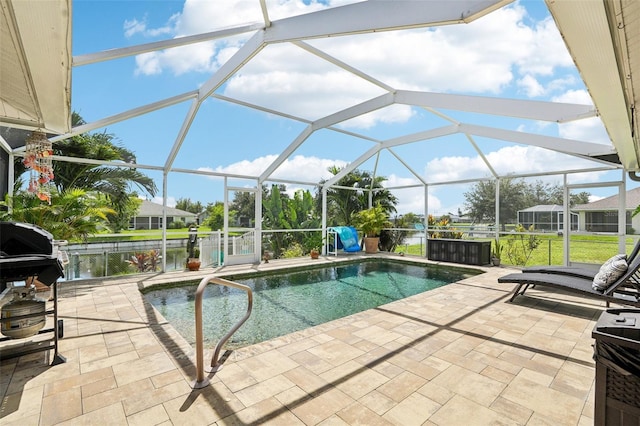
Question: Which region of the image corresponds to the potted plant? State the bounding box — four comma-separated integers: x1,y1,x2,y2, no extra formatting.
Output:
187,248,201,271
305,233,323,259
354,205,390,253
491,238,503,266
185,225,201,271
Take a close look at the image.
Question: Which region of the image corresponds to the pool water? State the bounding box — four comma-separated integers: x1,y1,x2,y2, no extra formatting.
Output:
144,260,478,348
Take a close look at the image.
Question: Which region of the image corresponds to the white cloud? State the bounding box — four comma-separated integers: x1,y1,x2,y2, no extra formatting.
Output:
134,52,162,76
517,74,545,97
426,155,492,183
385,174,442,215
151,195,177,207
129,0,330,77
223,48,390,122
513,15,574,76
487,146,612,178
269,155,348,181
545,75,578,93
173,1,262,36
124,16,175,38
339,105,415,129
425,145,610,183
130,0,261,76
307,5,538,95
198,156,274,177
134,39,218,76
552,89,593,104
557,117,610,144
124,18,147,38
129,1,580,127
548,89,610,144
198,154,347,183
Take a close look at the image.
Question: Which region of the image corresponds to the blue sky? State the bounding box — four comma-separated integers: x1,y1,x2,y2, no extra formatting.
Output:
70,0,630,216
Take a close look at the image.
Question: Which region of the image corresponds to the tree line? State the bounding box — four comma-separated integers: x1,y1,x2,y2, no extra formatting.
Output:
463,178,590,226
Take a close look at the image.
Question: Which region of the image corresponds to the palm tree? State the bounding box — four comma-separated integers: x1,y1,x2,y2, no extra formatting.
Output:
7,112,157,233
52,113,157,220
15,113,156,198
316,166,398,226
1,186,115,241
11,112,157,232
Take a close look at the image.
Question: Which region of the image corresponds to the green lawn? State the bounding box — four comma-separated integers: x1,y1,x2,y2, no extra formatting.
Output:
85,227,212,243
520,234,630,266
395,234,635,266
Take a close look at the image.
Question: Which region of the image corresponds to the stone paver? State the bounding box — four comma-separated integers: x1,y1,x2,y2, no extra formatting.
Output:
1,254,604,425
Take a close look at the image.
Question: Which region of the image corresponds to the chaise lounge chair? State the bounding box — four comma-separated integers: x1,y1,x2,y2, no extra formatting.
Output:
498,253,640,307
521,238,640,280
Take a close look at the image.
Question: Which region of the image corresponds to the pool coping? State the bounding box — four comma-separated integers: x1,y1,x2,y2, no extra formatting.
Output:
137,253,487,293
60,253,492,291
141,254,486,351
135,253,494,366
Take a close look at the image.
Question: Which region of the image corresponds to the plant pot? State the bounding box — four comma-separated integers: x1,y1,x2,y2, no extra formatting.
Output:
363,237,379,254
310,250,319,259
187,258,201,271
491,257,501,267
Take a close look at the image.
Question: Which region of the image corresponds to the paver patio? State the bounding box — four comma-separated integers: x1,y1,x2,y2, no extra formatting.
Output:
1,254,605,425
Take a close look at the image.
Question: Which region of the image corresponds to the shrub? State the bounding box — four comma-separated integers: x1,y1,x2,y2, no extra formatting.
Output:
303,233,323,253
505,224,541,266
169,219,185,229
282,242,304,258
427,215,464,239
128,249,160,272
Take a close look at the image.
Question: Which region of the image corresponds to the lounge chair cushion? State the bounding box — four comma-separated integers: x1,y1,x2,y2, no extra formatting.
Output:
592,254,628,291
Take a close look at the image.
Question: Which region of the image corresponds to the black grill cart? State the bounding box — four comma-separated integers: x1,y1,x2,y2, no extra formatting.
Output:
0,221,66,364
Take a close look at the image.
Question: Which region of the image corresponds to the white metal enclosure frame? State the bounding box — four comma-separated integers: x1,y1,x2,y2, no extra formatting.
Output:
50,0,618,176
1,0,639,268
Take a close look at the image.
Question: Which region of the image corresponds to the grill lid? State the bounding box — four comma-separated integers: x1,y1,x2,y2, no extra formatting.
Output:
0,221,64,285
0,221,54,256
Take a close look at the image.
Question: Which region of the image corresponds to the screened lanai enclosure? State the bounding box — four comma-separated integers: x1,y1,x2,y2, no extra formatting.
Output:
517,205,579,233
1,0,639,275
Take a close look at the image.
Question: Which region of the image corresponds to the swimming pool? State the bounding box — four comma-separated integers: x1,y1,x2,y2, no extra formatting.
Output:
143,259,480,348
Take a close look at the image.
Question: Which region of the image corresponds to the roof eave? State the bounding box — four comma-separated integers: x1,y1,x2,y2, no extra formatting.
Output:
0,0,72,135
546,0,639,171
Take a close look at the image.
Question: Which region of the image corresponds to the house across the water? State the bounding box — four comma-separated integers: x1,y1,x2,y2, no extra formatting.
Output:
129,200,197,230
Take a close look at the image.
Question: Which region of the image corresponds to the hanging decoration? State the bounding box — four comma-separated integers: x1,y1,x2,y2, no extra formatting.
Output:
22,130,54,204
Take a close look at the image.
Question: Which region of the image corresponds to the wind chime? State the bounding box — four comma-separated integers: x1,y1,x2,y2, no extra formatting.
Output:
22,130,54,204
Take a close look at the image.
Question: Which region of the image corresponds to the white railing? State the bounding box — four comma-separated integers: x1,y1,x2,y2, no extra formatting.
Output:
230,230,255,255
201,231,223,267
